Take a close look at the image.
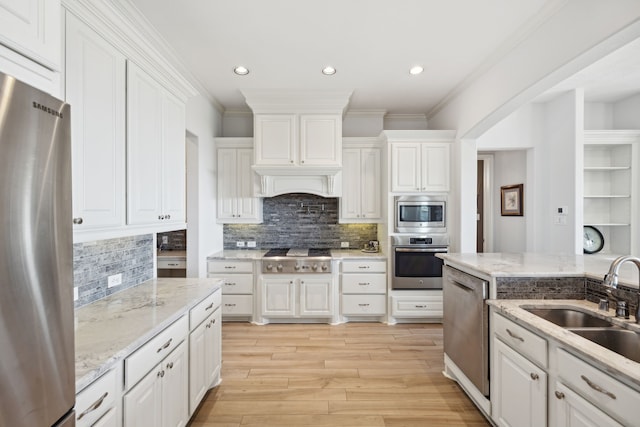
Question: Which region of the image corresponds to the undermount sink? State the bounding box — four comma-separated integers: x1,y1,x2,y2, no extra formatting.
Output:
570,328,640,364
524,307,614,328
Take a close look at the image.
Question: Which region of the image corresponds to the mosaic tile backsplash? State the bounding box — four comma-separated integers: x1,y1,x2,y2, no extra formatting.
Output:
223,193,377,249
157,229,187,250
73,234,154,308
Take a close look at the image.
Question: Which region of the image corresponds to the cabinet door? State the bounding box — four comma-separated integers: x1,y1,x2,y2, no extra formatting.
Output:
299,114,341,166
493,339,547,427
360,148,381,218
66,13,126,230
126,62,163,225
261,278,296,317
188,317,208,415
254,114,296,165
162,342,189,427
299,277,332,317
217,148,237,219
421,143,450,191
161,92,186,223
92,408,119,427
124,366,162,427
236,148,259,219
553,382,622,427
340,148,361,219
0,0,60,69
391,143,421,192
208,308,222,387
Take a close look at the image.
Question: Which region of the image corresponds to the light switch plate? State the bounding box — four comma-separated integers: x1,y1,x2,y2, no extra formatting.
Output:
236,241,245,247
108,273,122,288
341,241,349,248
247,241,256,248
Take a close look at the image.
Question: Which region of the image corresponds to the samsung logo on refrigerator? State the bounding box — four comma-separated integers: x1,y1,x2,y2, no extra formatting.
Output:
32,101,64,119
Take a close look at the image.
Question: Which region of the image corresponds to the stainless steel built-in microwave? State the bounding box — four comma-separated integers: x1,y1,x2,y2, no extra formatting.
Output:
395,196,446,233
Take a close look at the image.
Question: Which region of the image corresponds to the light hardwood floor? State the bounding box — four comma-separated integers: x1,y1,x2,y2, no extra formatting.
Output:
189,322,491,427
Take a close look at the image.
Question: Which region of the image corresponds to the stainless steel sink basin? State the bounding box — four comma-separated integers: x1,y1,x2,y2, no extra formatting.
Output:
524,308,614,328
569,328,640,363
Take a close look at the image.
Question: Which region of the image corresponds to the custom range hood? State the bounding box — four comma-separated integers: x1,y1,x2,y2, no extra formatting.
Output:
243,90,352,197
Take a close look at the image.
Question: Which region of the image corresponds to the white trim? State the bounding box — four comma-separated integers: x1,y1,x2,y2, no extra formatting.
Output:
478,154,494,253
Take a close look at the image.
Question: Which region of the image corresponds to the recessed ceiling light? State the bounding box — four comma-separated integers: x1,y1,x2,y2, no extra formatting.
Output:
234,66,249,75
322,66,337,75
409,66,424,75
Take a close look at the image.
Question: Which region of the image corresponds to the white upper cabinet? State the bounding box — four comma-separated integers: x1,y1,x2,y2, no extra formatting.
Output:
66,12,126,232
0,0,60,70
127,61,186,227
254,113,342,167
341,138,382,222
384,130,454,194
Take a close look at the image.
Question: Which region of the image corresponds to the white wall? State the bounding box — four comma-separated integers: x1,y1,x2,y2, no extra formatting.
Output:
614,93,640,128
492,151,527,252
186,94,222,277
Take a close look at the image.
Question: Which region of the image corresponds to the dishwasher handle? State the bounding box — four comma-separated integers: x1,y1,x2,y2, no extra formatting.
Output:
445,267,488,300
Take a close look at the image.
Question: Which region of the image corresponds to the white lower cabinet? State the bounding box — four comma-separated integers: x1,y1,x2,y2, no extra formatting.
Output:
340,260,386,317
553,382,622,427
124,340,188,427
76,368,120,427
260,275,333,320
390,292,443,318
207,260,254,320
493,338,547,427
189,307,221,415
92,407,118,427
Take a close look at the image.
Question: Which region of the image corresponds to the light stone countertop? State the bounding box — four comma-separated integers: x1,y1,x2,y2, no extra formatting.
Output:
74,278,222,392
488,299,640,388
207,249,386,261
438,253,639,288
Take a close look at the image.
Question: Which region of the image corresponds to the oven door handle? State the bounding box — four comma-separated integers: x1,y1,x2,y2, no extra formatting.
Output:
395,247,448,253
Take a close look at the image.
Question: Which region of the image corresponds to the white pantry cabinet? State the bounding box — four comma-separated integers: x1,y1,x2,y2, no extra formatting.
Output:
254,114,342,167
66,12,126,232
127,61,186,227
390,142,450,192
216,139,262,223
0,0,60,70
341,141,382,222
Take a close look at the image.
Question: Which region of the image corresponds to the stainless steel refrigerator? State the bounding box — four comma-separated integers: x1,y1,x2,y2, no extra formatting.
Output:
0,72,75,426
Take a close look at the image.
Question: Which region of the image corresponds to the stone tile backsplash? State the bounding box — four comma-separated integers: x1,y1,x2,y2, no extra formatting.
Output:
73,234,154,308
223,193,377,249
157,229,187,250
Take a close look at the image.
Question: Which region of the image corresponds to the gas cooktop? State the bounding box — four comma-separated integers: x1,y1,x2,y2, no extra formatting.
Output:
263,248,331,258
261,248,332,273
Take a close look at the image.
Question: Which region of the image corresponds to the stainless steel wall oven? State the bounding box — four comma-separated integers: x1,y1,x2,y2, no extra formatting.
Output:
391,235,449,290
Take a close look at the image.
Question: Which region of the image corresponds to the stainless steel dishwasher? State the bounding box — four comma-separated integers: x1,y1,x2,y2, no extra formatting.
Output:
443,265,490,396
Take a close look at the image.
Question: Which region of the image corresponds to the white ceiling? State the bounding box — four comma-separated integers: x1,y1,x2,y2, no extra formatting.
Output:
128,0,640,114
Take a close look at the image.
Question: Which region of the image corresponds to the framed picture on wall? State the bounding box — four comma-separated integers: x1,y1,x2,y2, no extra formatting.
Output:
501,184,523,216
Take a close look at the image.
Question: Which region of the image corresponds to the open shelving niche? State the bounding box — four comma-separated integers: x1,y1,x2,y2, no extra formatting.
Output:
583,130,640,255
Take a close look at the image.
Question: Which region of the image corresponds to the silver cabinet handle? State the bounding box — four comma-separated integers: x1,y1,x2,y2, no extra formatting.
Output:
358,266,370,269
506,328,524,342
224,266,236,269
205,302,214,311
167,362,174,369
530,373,539,380
358,303,370,307
358,282,370,286
167,263,179,266
77,392,108,420
415,305,426,308
225,282,236,286
157,370,165,378
225,303,236,307
555,391,565,399
581,375,616,400
156,338,172,353
73,217,84,225
166,214,171,220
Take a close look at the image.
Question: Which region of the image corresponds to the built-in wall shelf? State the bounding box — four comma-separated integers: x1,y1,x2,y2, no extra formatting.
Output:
583,130,640,255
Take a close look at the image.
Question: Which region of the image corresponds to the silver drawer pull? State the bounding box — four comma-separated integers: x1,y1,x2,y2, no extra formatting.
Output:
530,373,539,380
225,303,236,307
581,375,616,400
157,338,173,353
358,266,370,269
77,392,108,420
205,302,214,311
358,282,370,286
225,282,236,286
224,266,236,269
167,362,174,369
168,263,179,266
358,303,370,307
415,305,426,308
555,391,565,400
506,328,525,342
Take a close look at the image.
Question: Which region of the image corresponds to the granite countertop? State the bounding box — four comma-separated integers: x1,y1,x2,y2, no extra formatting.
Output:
207,249,386,260
489,299,640,388
438,253,639,288
74,277,222,392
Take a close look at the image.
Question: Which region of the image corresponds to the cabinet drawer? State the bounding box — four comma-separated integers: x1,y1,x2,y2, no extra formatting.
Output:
557,348,639,426
157,258,186,269
208,260,253,274
342,294,386,315
76,369,117,427
190,290,222,329
208,274,253,294
493,313,547,368
342,260,386,273
222,295,253,316
124,315,188,389
342,274,386,293
391,295,442,318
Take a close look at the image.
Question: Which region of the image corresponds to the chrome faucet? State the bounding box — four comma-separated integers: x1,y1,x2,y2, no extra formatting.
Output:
603,255,640,323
